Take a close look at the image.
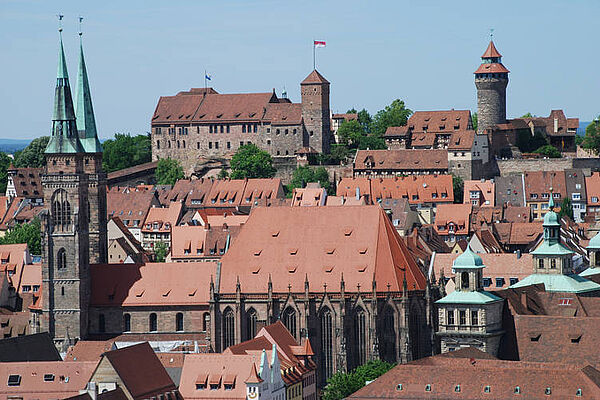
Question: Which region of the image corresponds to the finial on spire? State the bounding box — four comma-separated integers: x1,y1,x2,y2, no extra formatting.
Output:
489,28,494,41
549,187,555,210
78,16,83,37
57,14,64,33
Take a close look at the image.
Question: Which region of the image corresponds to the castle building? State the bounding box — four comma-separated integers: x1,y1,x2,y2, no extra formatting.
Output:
38,28,107,345
151,70,332,174
435,246,505,355
474,41,509,135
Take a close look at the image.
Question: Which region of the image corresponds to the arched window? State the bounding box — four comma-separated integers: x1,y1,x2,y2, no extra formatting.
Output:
355,309,367,366
56,248,67,270
99,314,106,333
176,312,184,332
246,308,257,340
320,308,333,383
382,306,397,363
157,140,160,149
461,272,469,289
52,189,71,231
223,308,235,349
282,307,297,340
203,312,210,332
123,313,131,332
149,313,157,332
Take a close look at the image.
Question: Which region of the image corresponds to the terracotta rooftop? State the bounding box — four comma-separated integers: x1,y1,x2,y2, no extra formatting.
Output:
107,187,159,230
332,113,358,121
410,132,436,148
586,172,600,206
463,179,495,207
7,167,42,198
354,149,449,172
90,262,217,307
524,171,567,201
448,130,476,150
384,126,410,137
65,340,115,361
482,40,502,58
407,110,472,133
435,204,472,236
474,62,510,74
142,201,183,233
219,206,426,294
301,69,329,85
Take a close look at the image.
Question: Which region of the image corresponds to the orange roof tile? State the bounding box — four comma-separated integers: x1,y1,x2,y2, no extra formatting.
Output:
301,70,329,85
142,201,183,233
482,40,502,58
407,110,472,133
355,149,449,172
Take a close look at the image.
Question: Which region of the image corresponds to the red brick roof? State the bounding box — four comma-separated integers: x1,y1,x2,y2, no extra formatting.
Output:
219,206,426,294
411,132,436,148
65,340,115,361
504,206,531,223
384,126,410,137
354,149,448,172
7,167,42,198
103,342,177,399
474,62,510,74
332,113,358,121
407,110,472,133
264,103,302,125
463,179,495,207
435,204,472,236
448,130,476,150
142,201,183,233
107,187,160,229
524,171,567,200
482,40,502,58
301,69,329,85
586,172,600,206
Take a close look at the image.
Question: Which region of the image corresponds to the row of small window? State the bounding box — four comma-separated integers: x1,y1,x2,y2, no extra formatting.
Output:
476,73,508,78
121,219,140,227
537,258,569,269
117,312,186,333
143,233,170,240
530,193,561,199
446,309,478,326
375,192,448,202
452,152,466,157
182,247,224,255
395,383,577,396
21,285,40,293
482,277,518,287
7,373,58,386
196,382,235,391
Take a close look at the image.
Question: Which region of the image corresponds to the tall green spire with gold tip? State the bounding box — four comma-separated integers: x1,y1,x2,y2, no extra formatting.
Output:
46,20,85,154
75,18,102,153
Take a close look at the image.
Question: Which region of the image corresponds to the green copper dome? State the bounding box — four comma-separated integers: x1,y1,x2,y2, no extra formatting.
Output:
587,231,600,250
453,245,485,269
543,209,560,226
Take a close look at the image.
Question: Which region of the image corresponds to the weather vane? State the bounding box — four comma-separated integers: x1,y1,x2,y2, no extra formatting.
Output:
57,14,64,32
490,28,494,40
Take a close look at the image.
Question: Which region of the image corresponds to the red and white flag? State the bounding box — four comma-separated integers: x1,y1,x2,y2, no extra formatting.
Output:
314,40,326,48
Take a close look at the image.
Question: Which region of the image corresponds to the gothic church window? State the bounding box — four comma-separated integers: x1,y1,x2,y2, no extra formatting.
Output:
223,308,235,348
282,307,297,340
52,189,71,231
320,308,333,383
56,248,67,270
246,308,257,340
355,308,367,366
461,272,469,289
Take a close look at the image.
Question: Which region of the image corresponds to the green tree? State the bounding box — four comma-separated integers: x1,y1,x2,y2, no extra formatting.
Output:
155,158,184,185
471,112,478,132
357,135,386,150
230,144,276,179
558,197,574,220
288,166,332,194
102,133,151,173
337,120,365,148
0,152,12,194
0,218,41,255
322,360,395,400
452,174,464,204
534,144,561,158
575,135,584,146
154,241,168,262
13,136,50,168
357,109,373,132
521,112,534,118
582,117,600,153
370,99,412,136
217,168,229,179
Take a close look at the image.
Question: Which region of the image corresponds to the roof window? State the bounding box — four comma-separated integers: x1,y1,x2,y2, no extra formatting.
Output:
514,386,521,394
576,388,582,396
44,374,55,382
545,387,551,395
7,374,21,386
396,384,403,391
425,384,431,392
530,334,541,342
484,385,491,393
455,385,461,392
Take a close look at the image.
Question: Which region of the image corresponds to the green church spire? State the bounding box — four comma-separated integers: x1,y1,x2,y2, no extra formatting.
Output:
46,22,85,154
75,20,103,153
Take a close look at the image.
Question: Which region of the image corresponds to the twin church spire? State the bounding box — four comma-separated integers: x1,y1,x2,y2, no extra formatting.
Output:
47,22,102,154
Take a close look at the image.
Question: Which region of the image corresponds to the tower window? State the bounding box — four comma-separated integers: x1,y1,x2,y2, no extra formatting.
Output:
471,310,478,325
176,312,184,332
223,308,235,348
52,189,71,232
56,248,67,270
447,309,454,325
538,259,544,269
246,308,257,340
459,310,466,325
242,125,246,133
123,313,131,332
157,140,160,149
149,313,157,332
282,307,297,340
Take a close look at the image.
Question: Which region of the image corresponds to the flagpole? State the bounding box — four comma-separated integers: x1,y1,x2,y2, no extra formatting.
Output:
313,40,316,70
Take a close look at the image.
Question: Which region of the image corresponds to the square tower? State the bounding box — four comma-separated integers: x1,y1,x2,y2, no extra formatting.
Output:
301,70,331,153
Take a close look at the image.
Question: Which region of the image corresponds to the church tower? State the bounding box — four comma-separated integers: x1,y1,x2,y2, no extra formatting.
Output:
41,25,106,344
75,27,107,264
301,70,331,153
474,40,509,134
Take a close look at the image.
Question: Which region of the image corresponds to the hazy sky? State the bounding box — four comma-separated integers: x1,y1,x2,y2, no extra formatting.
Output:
2,0,599,140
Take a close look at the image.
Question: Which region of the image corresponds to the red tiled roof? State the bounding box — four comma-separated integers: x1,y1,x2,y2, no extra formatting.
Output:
504,206,531,223
219,206,426,294
142,202,183,233
7,167,42,198
264,103,302,125
103,342,176,398
463,179,495,207
482,40,502,58
384,126,410,137
332,113,358,121
411,132,436,148
435,204,472,236
408,110,472,133
448,130,476,150
107,187,160,229
301,70,329,85
474,62,510,74
107,161,158,182
65,340,115,361
355,149,448,172
524,171,567,199
586,172,600,206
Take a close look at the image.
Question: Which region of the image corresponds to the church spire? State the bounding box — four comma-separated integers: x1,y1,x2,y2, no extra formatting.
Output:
46,21,84,154
75,18,102,153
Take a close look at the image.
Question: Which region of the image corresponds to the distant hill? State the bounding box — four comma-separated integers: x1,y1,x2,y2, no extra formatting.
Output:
0,139,32,154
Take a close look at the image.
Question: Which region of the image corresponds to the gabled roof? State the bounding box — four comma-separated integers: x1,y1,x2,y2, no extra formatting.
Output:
0,333,61,362
65,340,115,361
354,149,449,171
102,342,176,399
301,69,329,85
219,206,426,294
407,110,472,133
509,273,600,293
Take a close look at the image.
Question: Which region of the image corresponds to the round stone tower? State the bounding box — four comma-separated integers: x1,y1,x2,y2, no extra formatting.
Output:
474,41,509,133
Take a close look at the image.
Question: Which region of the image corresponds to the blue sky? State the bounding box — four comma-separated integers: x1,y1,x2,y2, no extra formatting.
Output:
1,0,599,140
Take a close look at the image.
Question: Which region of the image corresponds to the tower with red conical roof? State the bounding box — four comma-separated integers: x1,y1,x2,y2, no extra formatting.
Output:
474,41,509,134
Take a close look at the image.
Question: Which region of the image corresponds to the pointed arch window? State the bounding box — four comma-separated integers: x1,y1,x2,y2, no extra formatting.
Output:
51,189,71,231
355,308,367,366
320,308,333,383
203,312,210,332
223,308,235,349
282,307,297,340
246,308,257,340
56,248,67,270
382,306,397,363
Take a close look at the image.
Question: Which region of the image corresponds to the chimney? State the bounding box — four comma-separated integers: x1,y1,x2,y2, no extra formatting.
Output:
554,118,558,134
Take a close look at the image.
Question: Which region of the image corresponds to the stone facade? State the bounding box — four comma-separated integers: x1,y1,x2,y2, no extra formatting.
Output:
475,77,508,134
301,72,331,153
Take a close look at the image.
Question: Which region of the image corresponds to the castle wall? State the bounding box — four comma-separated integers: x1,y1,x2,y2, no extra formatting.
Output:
476,78,508,134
